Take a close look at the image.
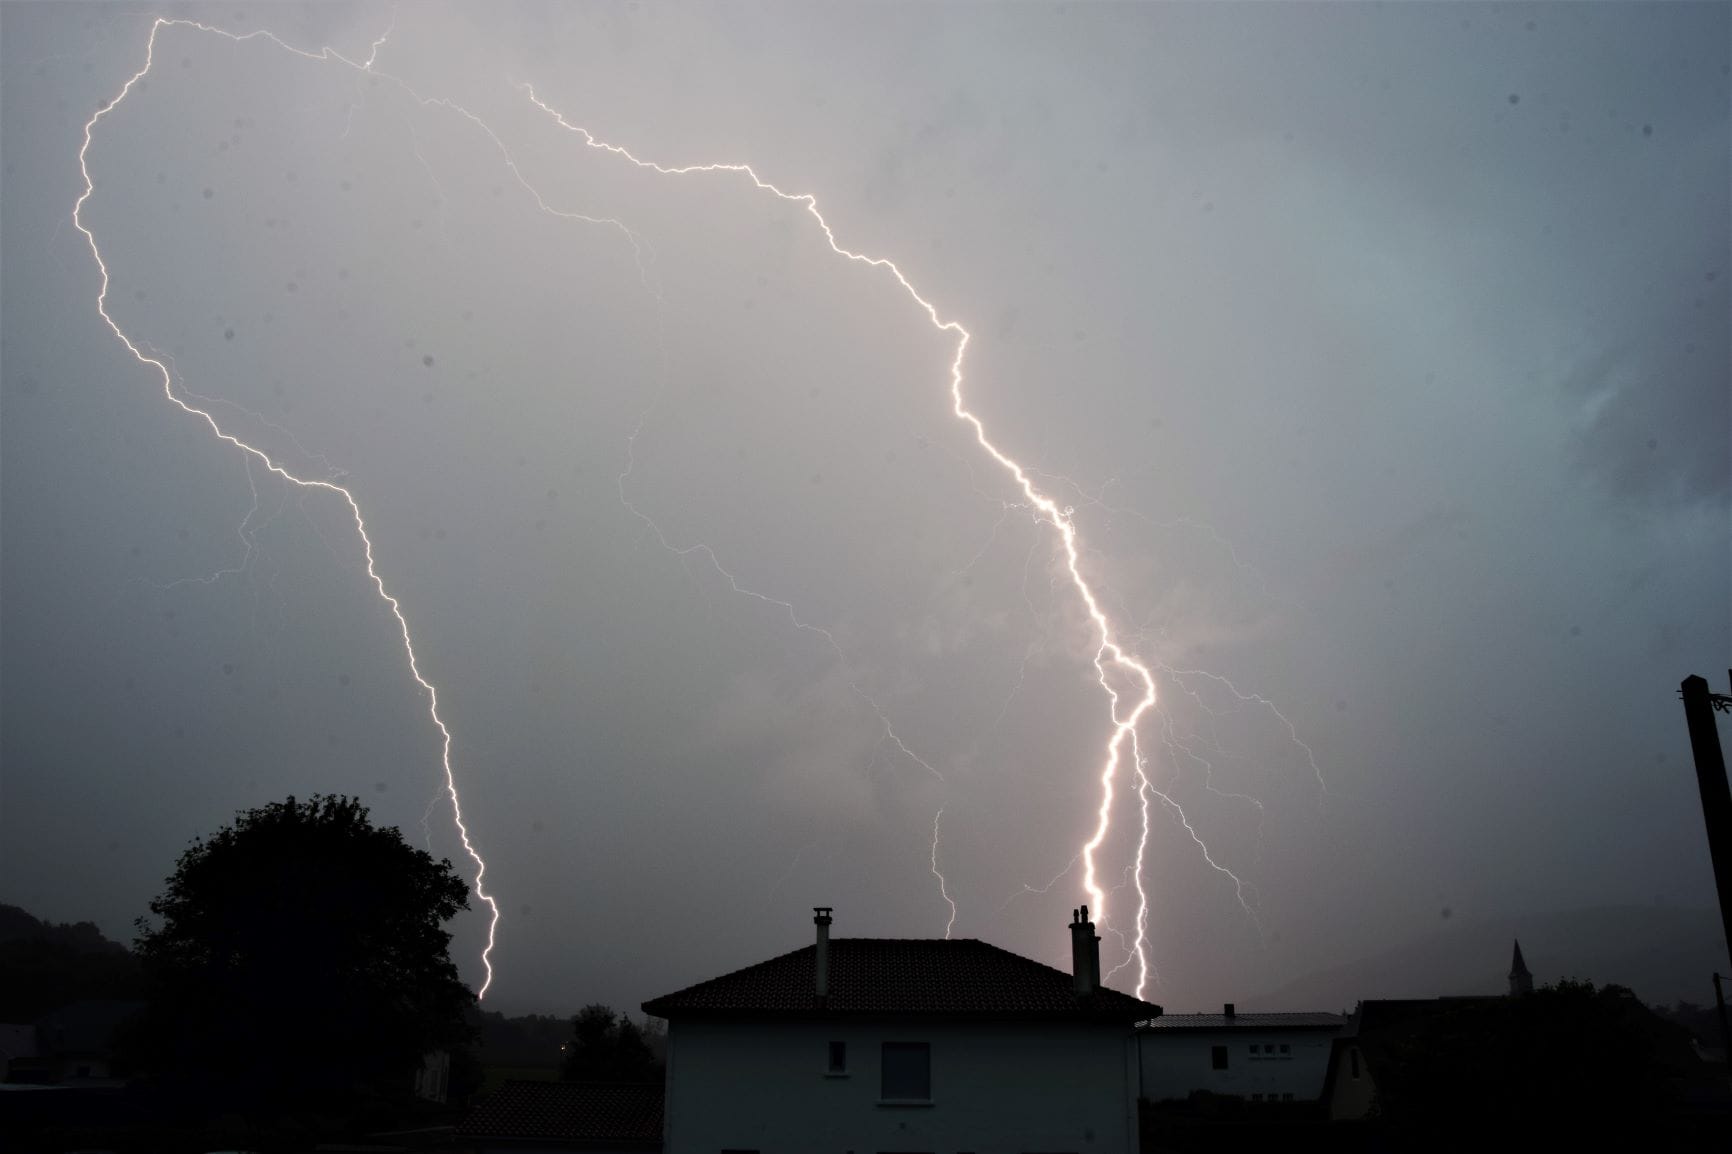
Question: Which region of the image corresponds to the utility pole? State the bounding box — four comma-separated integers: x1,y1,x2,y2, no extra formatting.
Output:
1713,973,1731,1071
1679,673,1732,971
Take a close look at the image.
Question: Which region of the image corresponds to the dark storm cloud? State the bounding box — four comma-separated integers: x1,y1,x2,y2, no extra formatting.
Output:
1563,327,1730,511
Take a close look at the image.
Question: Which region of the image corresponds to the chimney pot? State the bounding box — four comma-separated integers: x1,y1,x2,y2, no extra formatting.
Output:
1070,908,1100,998
1224,1002,1236,1019
813,907,832,1001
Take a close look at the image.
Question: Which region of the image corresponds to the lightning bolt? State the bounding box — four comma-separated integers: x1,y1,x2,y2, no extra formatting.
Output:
76,17,502,997
930,807,957,938
999,851,1083,912
616,417,946,785
516,81,1174,986
1158,663,1327,797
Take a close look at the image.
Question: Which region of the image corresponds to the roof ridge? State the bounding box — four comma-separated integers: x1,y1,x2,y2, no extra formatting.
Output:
642,936,1162,1020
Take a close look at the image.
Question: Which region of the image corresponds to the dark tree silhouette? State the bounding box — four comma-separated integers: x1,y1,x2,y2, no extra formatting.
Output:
561,1003,662,1083
1373,980,1719,1138
128,795,475,1105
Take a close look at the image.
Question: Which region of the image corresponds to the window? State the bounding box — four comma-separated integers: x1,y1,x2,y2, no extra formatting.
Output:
1282,1093,1294,1102
881,1042,931,1100
1279,1043,1290,1055
1210,1044,1228,1070
1249,1043,1260,1054
828,1040,847,1073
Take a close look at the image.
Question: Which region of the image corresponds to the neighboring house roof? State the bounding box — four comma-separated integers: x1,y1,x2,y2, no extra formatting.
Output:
642,937,1162,1021
1317,998,1499,1108
456,1080,662,1145
1140,1012,1345,1031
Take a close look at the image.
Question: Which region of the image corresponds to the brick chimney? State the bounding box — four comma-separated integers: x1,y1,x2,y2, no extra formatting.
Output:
1070,906,1100,997
1224,1002,1236,1020
813,907,833,1001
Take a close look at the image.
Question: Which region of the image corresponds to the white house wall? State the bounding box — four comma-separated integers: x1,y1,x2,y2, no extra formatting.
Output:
1137,1030,1335,1103
665,1017,1139,1154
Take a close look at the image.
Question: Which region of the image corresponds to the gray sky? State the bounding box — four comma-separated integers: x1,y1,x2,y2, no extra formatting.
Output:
2,1,1727,1015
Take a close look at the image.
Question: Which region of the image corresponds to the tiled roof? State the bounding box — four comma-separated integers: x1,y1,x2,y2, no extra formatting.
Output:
642,938,1161,1021
456,1080,662,1143
1350,997,1499,1038
1140,1011,1346,1031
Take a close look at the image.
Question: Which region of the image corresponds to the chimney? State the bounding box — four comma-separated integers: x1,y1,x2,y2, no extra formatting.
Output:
813,907,833,1001
1070,907,1100,997
1224,1002,1236,1021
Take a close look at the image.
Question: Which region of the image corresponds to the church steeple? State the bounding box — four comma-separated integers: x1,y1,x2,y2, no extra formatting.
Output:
1508,939,1533,996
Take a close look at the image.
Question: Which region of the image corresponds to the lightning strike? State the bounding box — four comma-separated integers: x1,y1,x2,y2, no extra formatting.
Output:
998,851,1082,912
930,808,958,939
1160,663,1327,796
145,454,266,592
76,17,502,997
761,837,824,911
1126,746,1153,990
517,79,1176,992
362,5,397,72
616,419,946,785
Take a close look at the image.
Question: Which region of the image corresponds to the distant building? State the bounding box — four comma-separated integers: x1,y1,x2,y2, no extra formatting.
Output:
1325,939,1538,1120
1320,997,1475,1120
457,1079,663,1152
641,906,1161,1154
1508,939,1533,997
414,1049,451,1103
1136,1005,1345,1104
0,1024,36,1082
6,1000,143,1085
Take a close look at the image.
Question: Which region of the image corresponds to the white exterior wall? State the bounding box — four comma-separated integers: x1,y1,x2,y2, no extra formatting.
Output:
0,1023,37,1069
664,1017,1139,1154
1137,1030,1335,1103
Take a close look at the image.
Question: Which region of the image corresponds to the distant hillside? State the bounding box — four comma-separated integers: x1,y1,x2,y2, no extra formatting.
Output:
0,904,130,954
0,904,139,1021
1251,906,1727,1012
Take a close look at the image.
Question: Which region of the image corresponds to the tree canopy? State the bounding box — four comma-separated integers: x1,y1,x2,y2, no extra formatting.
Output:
561,1003,662,1083
130,794,474,1102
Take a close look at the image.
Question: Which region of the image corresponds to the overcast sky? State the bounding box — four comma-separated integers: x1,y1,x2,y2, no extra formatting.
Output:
3,1,1727,1016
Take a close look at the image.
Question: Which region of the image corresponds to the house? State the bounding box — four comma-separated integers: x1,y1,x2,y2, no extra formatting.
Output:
0,1024,36,1082
641,906,1162,1154
1321,939,1538,1121
456,1080,663,1152
1319,997,1464,1121
1136,1004,1344,1104
9,999,144,1085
